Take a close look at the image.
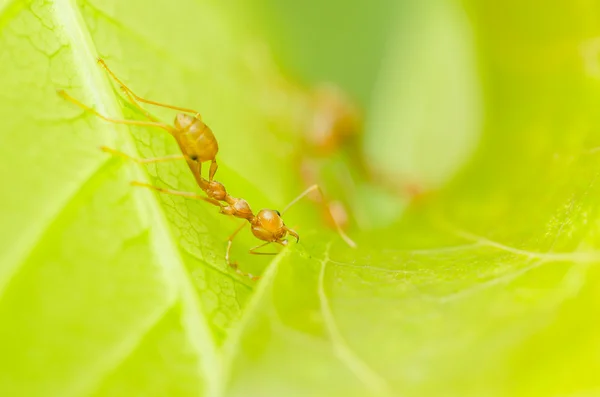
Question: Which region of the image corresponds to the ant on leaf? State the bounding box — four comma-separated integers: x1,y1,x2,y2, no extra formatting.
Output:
59,58,356,281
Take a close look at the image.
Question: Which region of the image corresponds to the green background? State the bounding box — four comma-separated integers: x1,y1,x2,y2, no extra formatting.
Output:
1,0,600,396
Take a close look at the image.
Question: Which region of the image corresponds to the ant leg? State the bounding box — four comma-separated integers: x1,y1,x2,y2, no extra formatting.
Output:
226,222,260,281
100,146,185,164
281,184,357,248
97,58,201,116
120,89,160,123
248,242,278,255
326,200,349,230
299,159,352,230
58,90,177,136
131,181,222,208
208,159,218,181
226,221,247,266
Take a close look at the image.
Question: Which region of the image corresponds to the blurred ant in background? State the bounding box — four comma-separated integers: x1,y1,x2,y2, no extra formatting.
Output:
279,81,425,232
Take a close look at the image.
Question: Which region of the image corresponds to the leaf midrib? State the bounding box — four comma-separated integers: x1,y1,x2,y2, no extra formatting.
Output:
53,0,221,395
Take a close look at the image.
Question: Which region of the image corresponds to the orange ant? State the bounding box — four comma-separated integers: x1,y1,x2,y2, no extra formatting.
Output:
59,58,356,280
305,83,363,159
299,84,365,229
290,83,427,230
129,180,345,281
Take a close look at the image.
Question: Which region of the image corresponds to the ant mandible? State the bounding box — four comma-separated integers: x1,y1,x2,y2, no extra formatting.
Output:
59,58,356,280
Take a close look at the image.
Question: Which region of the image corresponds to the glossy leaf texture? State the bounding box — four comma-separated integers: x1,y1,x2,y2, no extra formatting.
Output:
1,1,600,397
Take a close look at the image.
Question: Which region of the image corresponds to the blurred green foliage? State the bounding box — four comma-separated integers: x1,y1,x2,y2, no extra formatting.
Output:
245,0,399,105
1,0,600,396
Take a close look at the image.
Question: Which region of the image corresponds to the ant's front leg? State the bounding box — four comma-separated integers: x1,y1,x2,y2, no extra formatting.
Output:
225,221,260,281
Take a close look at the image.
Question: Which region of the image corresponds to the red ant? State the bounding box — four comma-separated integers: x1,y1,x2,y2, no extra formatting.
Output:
59,58,356,280
288,82,427,230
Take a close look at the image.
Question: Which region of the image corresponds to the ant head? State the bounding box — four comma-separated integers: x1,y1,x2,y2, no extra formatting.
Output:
252,209,299,243
174,113,195,130
256,209,284,233
207,180,227,201
309,84,361,154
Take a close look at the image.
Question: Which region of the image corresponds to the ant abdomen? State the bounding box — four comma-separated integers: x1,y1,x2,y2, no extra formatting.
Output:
174,113,219,163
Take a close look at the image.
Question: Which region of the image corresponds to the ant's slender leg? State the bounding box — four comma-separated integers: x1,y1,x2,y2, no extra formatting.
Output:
101,87,208,185
100,146,185,164
282,184,357,248
226,221,247,266
131,181,222,208
58,90,176,136
119,89,161,123
299,159,351,230
248,242,278,255
226,221,260,281
97,58,201,116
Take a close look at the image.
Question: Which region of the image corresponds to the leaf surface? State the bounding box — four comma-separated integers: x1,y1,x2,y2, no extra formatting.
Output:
1,1,600,397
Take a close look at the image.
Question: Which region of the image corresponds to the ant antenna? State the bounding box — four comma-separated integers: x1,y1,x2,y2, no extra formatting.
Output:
282,184,357,248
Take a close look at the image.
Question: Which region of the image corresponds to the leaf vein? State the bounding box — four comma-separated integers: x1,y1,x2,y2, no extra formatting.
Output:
452,227,600,262
53,0,221,394
61,297,178,397
318,243,394,397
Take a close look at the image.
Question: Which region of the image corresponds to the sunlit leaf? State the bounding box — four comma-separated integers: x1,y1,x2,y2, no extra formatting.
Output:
2,0,600,397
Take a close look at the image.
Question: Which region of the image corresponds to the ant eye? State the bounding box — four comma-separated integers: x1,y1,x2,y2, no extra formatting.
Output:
275,210,281,216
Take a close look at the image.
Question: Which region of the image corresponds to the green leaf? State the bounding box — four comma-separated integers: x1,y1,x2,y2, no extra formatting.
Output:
2,0,600,397
365,0,481,189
